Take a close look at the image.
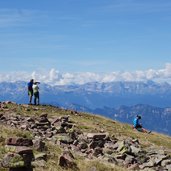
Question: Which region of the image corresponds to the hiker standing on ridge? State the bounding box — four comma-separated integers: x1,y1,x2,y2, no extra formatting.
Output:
33,81,40,105
27,79,34,104
133,115,151,133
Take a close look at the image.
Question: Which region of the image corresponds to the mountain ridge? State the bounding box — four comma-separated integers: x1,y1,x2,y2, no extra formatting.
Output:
0,80,171,107
0,81,171,135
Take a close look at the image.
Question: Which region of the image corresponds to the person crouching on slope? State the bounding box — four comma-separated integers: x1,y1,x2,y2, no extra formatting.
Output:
133,115,151,133
33,81,40,105
28,79,34,105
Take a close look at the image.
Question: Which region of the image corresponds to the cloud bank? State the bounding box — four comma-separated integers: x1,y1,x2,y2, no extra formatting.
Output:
0,63,171,85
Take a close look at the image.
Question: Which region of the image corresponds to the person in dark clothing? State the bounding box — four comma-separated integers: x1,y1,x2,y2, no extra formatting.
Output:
27,79,34,104
133,115,142,129
133,115,151,133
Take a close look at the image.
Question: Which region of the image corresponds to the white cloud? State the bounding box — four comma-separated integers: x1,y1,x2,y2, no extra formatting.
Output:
0,64,171,85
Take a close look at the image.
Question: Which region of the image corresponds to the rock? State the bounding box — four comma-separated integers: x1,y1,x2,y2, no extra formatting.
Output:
130,145,141,155
78,142,88,150
124,154,136,166
40,113,48,118
105,156,117,164
136,152,149,164
26,117,35,122
32,160,46,168
139,160,155,169
87,133,108,140
6,138,33,147
68,129,78,140
89,166,97,171
132,139,139,144
45,132,53,138
89,139,105,149
51,117,60,125
115,153,127,160
16,146,33,156
38,114,50,124
104,142,118,150
166,164,171,170
60,122,70,128
161,159,171,167
154,154,169,165
55,126,66,133
117,141,125,152
57,135,74,144
93,147,103,157
59,115,69,122
1,153,24,168
34,153,47,161
35,122,50,127
128,163,139,170
33,139,46,152
59,150,77,169
65,123,74,129
3,101,14,104
20,124,28,130
0,115,6,120
5,146,33,155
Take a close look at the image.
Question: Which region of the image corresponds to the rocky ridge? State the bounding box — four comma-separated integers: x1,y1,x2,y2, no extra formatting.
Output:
0,101,171,171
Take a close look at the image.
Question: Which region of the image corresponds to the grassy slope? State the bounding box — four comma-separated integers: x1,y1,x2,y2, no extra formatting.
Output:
1,103,171,171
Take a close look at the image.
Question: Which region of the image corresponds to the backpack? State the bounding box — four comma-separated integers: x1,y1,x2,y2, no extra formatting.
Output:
28,82,33,91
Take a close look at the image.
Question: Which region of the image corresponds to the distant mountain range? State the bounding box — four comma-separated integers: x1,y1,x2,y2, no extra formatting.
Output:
91,104,171,135
0,81,171,135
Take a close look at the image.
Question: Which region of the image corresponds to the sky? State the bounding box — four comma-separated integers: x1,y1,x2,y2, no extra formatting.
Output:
0,0,171,84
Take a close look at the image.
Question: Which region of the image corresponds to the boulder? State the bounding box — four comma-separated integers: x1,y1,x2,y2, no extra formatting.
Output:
154,154,169,165
55,126,66,133
57,135,74,144
59,116,70,122
130,145,141,155
33,139,46,152
1,153,24,168
59,150,77,169
89,139,105,149
93,147,103,157
5,146,33,155
161,159,171,167
139,160,155,169
31,160,46,168
6,138,33,147
105,156,117,164
124,154,136,166
87,133,108,140
51,117,60,125
78,142,88,150
166,164,171,170
128,163,139,170
39,113,48,118
34,153,47,161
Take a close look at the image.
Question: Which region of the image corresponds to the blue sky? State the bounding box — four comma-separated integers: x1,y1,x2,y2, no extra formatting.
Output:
0,0,171,74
